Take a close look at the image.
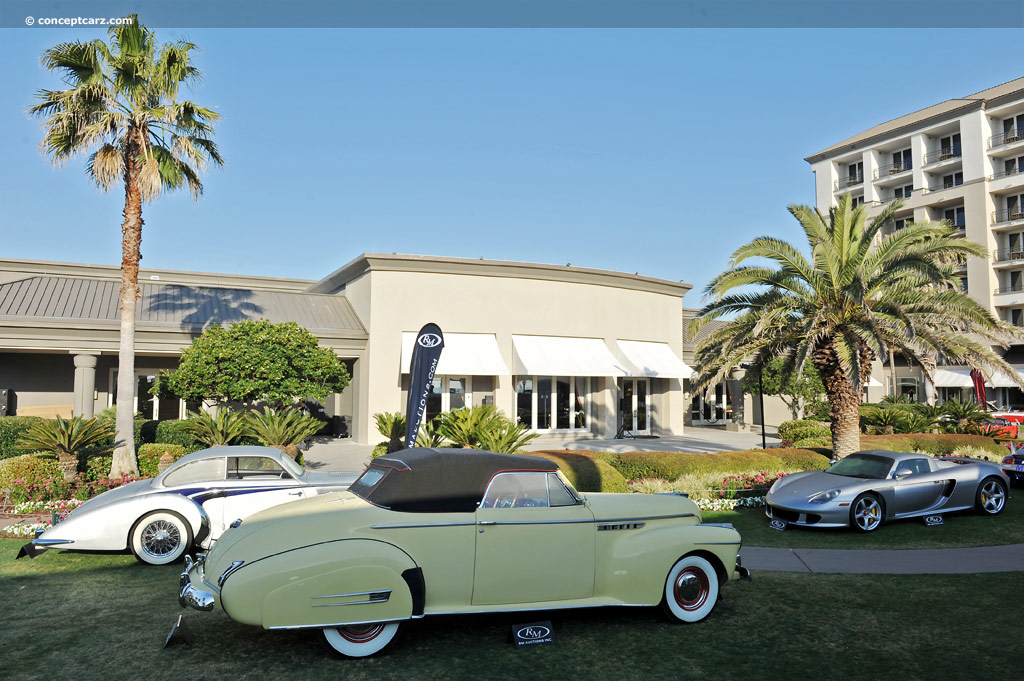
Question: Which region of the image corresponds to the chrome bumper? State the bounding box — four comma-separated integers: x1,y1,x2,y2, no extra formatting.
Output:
179,555,216,612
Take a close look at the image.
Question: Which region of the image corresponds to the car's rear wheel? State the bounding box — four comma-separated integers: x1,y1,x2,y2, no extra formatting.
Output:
129,511,192,565
975,477,1008,516
319,622,400,658
661,555,719,623
850,493,884,533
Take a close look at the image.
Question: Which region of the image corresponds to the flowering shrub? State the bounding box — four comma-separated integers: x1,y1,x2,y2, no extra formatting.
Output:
1,521,51,537
719,471,788,500
694,496,766,512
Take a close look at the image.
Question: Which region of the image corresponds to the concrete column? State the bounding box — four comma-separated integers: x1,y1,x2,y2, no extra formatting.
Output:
603,377,619,438
72,354,98,418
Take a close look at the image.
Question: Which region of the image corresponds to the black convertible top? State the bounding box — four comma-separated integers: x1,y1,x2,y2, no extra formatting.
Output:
349,448,559,513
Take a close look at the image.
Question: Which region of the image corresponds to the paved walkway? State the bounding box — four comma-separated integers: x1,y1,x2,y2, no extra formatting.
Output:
302,437,374,472
742,543,1024,574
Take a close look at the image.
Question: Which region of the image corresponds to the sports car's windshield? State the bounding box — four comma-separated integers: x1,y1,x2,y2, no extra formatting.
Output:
824,453,894,479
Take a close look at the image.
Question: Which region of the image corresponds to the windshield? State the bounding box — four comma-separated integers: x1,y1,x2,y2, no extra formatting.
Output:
824,453,894,480
279,454,305,478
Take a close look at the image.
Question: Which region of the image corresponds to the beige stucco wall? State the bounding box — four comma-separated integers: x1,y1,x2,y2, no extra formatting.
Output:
342,267,688,443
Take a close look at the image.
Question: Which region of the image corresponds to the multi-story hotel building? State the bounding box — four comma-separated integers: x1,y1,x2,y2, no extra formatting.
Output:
806,77,1024,408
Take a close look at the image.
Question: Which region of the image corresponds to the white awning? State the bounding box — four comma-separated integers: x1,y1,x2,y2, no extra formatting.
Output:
401,332,510,375
866,376,883,387
932,369,973,388
931,367,1023,388
616,340,696,379
511,335,628,377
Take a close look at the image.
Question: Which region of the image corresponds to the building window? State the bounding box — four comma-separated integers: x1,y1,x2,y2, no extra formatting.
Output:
514,376,589,432
1008,195,1024,220
894,184,913,200
1004,156,1024,176
1004,115,1024,141
893,148,912,171
423,376,471,424
943,206,965,229
939,133,961,158
850,195,865,207
960,276,968,292
893,218,907,231
942,172,963,189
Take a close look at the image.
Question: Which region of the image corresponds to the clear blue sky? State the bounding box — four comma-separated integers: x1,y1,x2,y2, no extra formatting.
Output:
1,27,1020,307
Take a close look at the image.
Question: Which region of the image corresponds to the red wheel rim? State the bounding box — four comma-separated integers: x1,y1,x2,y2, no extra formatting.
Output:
673,567,709,611
339,624,385,643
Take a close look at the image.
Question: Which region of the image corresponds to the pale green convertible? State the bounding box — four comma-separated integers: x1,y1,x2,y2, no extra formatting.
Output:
179,449,750,657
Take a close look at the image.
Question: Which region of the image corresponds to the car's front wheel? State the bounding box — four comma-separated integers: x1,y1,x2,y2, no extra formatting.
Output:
975,477,1008,516
319,623,401,658
661,555,719,623
129,511,192,565
850,493,884,533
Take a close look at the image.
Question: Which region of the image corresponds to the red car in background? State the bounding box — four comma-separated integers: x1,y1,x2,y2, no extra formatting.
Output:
983,417,1018,439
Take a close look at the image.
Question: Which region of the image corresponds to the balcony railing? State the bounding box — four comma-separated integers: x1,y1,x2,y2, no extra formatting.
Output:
923,147,962,164
873,162,912,179
835,173,864,190
994,248,1024,263
995,284,1024,295
993,208,1024,224
989,128,1024,148
991,164,1022,180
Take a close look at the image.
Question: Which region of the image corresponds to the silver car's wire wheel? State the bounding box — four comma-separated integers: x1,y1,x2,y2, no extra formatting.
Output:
130,511,191,565
976,478,1008,515
661,555,719,623
851,494,884,533
320,622,400,658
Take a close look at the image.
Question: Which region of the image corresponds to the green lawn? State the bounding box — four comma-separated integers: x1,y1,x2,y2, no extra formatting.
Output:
706,488,1023,550
0,538,1020,681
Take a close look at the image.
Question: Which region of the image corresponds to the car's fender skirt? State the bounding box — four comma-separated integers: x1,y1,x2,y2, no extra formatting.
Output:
219,539,418,629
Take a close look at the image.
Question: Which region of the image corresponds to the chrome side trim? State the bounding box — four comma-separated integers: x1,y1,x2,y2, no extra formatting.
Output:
430,602,656,616
478,518,594,526
312,599,389,608
312,589,392,600
694,541,742,545
371,521,477,529
594,513,696,523
267,616,411,631
218,560,245,587
697,522,735,529
31,539,74,546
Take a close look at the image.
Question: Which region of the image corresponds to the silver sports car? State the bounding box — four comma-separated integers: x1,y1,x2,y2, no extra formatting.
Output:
765,450,1011,532
18,446,358,564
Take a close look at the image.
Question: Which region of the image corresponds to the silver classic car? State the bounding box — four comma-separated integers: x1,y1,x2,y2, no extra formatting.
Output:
19,446,357,564
179,449,750,658
766,450,1011,532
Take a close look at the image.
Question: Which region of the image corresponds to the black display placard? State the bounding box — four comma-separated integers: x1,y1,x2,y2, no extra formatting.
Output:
768,518,787,531
164,614,195,648
923,514,945,526
512,621,556,648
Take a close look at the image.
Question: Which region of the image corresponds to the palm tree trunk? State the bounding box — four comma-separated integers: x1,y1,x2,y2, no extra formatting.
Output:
111,132,143,477
814,341,862,459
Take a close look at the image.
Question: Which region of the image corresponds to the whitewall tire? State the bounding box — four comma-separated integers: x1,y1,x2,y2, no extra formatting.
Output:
320,623,400,658
661,555,719,623
130,511,191,565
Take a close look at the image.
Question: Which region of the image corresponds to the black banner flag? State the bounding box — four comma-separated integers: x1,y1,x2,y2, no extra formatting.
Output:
405,324,444,447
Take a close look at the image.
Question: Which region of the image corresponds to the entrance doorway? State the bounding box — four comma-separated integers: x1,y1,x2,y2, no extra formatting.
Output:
618,378,650,435
690,382,732,425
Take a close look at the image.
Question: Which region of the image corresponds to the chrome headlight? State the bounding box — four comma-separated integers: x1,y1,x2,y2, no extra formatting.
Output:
808,488,841,504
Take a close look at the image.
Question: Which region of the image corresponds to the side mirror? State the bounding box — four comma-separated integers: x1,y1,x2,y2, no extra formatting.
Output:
894,468,913,480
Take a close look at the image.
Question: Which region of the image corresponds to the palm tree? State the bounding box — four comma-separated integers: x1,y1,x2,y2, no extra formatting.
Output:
693,195,1024,458
29,16,223,476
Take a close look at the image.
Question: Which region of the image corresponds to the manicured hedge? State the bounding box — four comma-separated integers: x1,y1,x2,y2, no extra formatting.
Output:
0,453,61,492
777,420,830,442
861,433,1007,457
138,443,188,477
571,448,831,482
153,420,204,453
0,416,44,460
528,451,628,493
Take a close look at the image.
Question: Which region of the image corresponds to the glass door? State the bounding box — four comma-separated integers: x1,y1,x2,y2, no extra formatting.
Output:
619,379,650,435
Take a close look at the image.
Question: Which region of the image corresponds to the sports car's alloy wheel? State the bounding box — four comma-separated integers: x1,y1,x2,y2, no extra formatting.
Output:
976,478,1008,516
661,555,719,623
850,494,884,533
319,622,400,658
130,511,192,565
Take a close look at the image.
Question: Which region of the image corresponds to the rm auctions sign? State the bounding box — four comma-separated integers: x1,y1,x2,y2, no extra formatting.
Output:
512,621,556,648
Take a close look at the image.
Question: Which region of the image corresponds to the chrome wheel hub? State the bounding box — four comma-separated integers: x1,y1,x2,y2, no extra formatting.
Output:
142,520,180,557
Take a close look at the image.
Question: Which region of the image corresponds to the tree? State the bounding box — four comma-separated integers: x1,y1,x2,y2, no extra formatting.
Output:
692,195,1024,458
743,356,825,420
166,320,350,406
30,16,223,476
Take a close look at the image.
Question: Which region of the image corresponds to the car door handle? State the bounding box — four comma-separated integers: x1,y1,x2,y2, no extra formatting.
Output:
288,491,303,496
478,521,497,526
